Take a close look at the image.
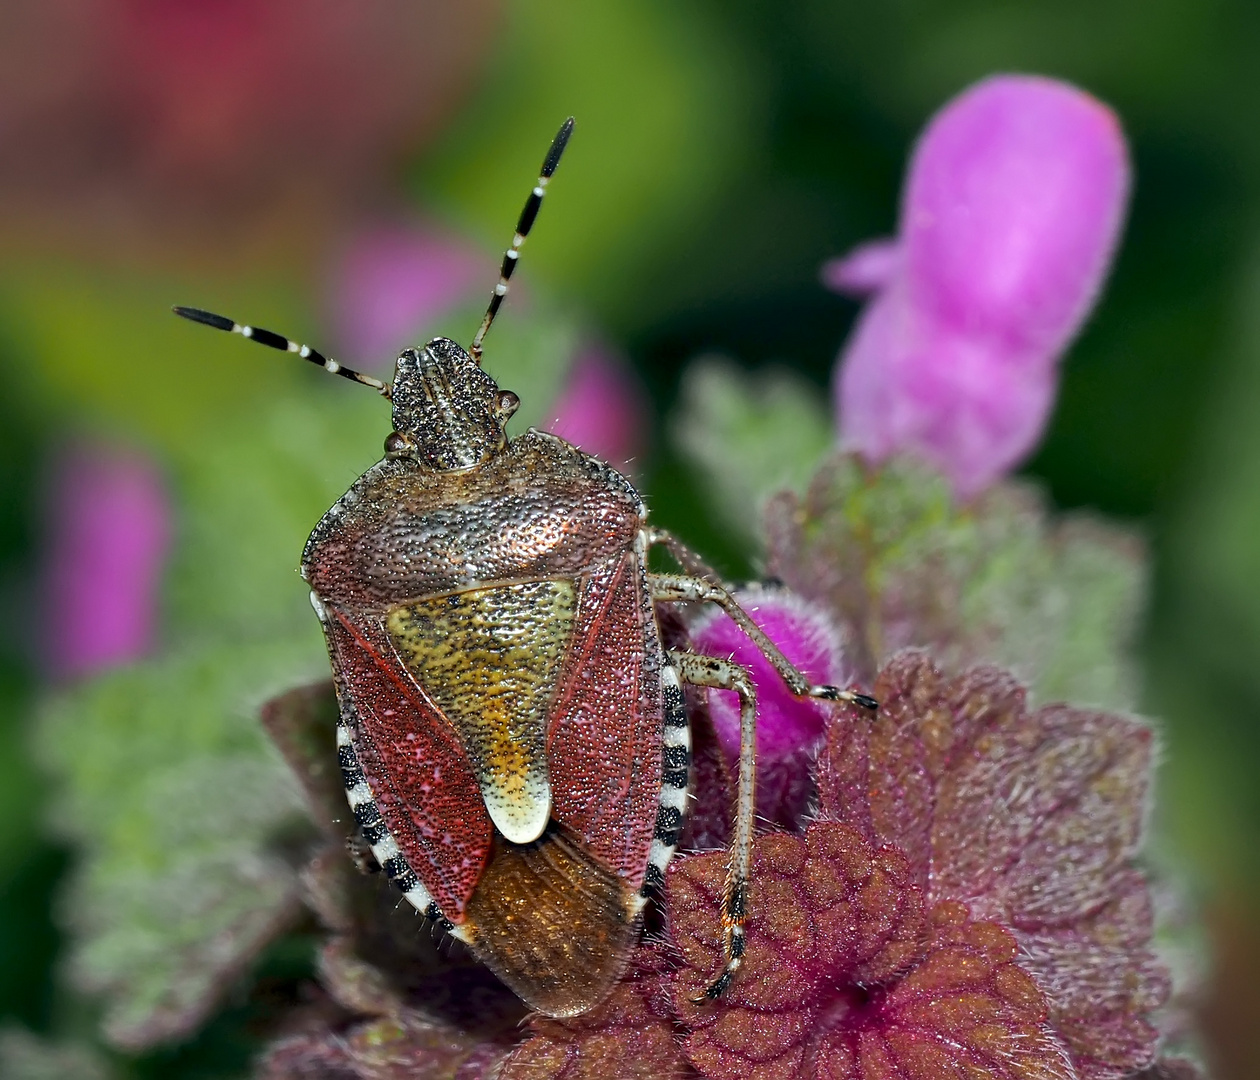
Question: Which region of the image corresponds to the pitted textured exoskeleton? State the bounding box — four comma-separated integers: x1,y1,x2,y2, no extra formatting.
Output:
174,117,877,1016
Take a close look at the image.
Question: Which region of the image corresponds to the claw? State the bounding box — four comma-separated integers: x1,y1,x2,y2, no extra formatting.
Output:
692,956,740,1004
698,968,736,1001
807,685,879,710
693,890,748,1005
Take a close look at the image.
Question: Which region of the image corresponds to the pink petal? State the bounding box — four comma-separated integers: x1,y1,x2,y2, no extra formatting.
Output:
41,444,171,679
838,286,1059,497
834,74,1130,497
820,237,901,297
548,347,647,474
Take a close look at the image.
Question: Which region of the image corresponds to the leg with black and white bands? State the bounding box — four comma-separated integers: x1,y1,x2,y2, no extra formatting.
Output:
667,649,757,1000
640,661,692,903
645,530,877,711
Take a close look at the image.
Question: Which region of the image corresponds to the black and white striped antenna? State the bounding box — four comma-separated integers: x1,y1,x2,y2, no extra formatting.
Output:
173,117,574,384
171,306,392,397
469,117,574,364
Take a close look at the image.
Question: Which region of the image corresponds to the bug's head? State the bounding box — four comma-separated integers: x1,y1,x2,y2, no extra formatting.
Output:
385,337,520,470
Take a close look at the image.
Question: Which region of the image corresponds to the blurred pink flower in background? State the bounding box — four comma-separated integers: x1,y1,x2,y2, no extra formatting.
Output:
548,347,647,473
41,445,171,680
828,74,1130,497
0,0,497,241
690,587,850,828
327,225,487,363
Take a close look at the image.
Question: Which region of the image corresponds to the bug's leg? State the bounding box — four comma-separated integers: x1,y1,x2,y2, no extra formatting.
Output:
649,570,878,710
644,526,725,581
668,649,756,1000
640,662,692,903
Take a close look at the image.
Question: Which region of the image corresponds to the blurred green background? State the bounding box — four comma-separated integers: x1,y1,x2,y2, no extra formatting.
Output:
1,1,1258,1076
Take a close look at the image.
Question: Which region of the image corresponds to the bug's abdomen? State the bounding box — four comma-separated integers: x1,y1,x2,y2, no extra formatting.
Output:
450,552,669,1015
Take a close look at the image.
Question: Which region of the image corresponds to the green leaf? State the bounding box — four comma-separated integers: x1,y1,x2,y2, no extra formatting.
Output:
29,387,353,1051
0,262,308,454
35,640,323,1051
670,359,834,548
0,1027,111,1080
765,453,1145,710
162,387,386,641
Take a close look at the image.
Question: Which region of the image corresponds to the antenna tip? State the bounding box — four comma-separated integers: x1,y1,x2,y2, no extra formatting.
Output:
542,117,576,177
173,306,235,332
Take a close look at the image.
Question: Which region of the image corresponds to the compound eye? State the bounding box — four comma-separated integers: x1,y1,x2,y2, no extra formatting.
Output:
497,390,521,419
384,430,415,459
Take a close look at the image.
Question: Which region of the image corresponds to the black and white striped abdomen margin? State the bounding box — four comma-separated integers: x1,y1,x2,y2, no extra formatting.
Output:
336,721,456,932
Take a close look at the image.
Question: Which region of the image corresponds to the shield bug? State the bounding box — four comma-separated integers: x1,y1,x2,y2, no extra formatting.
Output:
175,118,877,1017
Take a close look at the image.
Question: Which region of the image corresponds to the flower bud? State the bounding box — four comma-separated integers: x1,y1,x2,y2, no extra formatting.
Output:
689,587,849,829
831,75,1130,496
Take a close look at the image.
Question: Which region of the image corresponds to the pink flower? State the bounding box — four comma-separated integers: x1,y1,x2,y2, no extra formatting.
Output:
328,225,486,363
820,238,900,296
41,444,171,679
689,587,850,829
548,347,647,474
829,75,1130,497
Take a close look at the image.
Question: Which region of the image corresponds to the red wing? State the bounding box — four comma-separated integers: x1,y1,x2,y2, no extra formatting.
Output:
547,552,664,889
325,608,492,921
